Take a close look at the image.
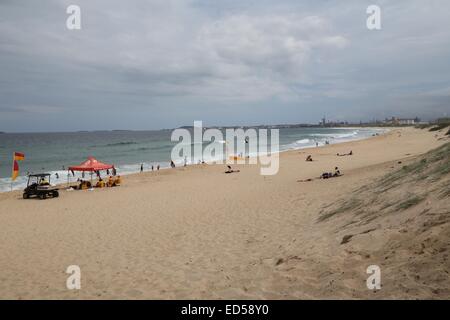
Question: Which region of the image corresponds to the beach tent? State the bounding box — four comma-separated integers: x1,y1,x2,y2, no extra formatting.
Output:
67,156,115,186
68,156,114,172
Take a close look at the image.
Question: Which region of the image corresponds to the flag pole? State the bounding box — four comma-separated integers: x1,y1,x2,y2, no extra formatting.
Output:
11,152,13,192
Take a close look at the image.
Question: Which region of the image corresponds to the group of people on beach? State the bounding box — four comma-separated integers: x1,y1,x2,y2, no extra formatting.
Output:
298,149,352,182
140,163,162,172
76,175,121,190
139,159,209,173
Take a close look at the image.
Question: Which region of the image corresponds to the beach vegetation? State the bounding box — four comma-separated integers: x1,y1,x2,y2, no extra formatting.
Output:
319,142,449,224
395,195,425,211
429,124,448,132
318,198,362,222
439,181,450,199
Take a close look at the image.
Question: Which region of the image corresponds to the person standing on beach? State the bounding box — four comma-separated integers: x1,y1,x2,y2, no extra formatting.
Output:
151,165,154,171
140,163,144,172
157,164,160,171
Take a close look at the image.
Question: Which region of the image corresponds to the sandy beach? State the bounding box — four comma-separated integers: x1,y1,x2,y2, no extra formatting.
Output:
0,127,448,299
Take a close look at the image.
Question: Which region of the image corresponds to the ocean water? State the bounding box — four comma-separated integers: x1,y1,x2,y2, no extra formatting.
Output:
0,127,383,192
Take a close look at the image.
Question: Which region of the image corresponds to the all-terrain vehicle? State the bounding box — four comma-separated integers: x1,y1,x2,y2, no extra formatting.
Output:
23,173,59,199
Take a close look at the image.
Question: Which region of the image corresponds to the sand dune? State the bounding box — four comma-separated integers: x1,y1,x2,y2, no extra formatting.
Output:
0,127,448,299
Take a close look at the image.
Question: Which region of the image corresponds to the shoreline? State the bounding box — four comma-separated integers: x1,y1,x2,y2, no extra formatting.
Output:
0,126,386,194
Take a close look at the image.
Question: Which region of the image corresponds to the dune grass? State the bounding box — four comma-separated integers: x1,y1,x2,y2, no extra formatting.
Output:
395,195,426,211
318,142,449,223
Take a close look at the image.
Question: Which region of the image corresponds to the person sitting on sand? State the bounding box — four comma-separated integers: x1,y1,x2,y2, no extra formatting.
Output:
96,178,105,188
114,176,122,186
170,160,176,168
306,155,313,162
225,165,240,174
108,176,114,187
78,179,91,190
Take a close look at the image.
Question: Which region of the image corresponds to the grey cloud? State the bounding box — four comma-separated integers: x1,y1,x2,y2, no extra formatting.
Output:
0,0,450,132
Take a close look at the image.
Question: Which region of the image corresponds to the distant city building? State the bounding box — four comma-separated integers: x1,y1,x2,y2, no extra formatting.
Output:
384,117,420,125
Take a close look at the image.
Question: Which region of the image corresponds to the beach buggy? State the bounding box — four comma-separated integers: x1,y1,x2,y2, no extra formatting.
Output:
23,173,59,199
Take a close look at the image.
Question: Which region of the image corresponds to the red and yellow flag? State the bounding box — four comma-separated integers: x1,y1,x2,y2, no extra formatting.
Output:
12,152,25,181
14,152,25,161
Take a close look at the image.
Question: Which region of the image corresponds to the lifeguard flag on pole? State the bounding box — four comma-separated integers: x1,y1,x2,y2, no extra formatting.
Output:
14,152,25,161
12,152,25,181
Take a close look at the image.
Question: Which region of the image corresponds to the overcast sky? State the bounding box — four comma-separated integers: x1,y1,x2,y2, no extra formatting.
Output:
1,0,450,132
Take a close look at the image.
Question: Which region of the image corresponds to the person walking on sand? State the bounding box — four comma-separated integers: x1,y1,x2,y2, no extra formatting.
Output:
151,165,154,171
140,163,144,173
157,164,160,171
